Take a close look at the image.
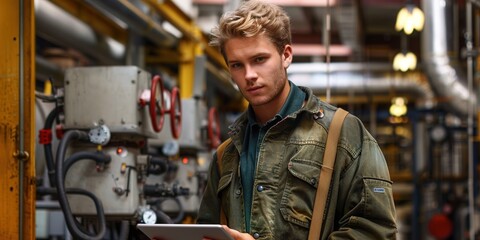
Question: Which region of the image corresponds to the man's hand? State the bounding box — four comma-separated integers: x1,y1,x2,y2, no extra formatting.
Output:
202,225,254,240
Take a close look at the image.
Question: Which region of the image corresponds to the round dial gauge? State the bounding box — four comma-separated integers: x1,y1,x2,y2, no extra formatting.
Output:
430,125,447,143
88,125,111,146
142,209,157,224
162,141,180,157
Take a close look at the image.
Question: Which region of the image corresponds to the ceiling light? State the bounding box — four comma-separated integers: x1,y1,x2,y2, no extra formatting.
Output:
395,4,425,35
393,51,417,72
389,97,408,117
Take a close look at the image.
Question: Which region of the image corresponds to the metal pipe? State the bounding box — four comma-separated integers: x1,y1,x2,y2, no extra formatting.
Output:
35,0,125,65
422,0,477,116
85,0,177,48
466,1,476,239
18,0,25,239
288,63,433,100
35,56,65,86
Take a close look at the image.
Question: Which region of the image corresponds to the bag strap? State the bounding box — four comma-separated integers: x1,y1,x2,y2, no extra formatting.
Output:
216,138,232,225
308,108,349,240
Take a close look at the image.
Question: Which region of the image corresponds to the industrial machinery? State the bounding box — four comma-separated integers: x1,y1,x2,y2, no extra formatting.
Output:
35,66,217,239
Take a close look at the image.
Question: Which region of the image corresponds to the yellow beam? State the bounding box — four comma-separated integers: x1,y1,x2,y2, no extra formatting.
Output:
178,37,197,99
142,0,229,98
143,0,197,40
143,0,227,70
49,0,128,43
0,0,36,239
145,48,181,64
203,34,227,69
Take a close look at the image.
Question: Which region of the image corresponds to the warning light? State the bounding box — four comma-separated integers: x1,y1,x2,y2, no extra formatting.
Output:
116,147,128,157
182,157,189,165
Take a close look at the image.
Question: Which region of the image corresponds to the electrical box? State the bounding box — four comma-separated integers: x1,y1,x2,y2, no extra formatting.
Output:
65,146,140,217
64,66,157,138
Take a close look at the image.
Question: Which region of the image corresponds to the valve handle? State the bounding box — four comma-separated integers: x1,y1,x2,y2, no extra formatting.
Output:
149,75,165,132
169,87,182,139
207,107,221,149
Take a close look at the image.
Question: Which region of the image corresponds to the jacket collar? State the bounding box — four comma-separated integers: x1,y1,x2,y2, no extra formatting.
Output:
228,84,324,137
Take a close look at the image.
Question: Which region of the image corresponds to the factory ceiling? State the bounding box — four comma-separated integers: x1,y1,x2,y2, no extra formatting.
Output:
192,0,426,64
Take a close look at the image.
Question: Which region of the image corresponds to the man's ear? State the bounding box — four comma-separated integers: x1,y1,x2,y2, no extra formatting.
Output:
282,44,293,69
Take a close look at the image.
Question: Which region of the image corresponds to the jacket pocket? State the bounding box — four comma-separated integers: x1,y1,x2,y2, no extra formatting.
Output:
217,171,233,195
280,158,320,228
363,178,396,226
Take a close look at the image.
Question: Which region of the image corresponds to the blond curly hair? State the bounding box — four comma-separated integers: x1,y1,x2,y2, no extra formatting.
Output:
210,0,291,57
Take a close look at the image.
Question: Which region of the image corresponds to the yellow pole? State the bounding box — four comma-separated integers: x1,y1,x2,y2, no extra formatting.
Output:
179,28,204,99
0,0,36,239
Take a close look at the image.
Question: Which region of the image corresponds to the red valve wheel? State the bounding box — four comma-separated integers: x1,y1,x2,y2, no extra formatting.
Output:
169,87,182,139
149,75,165,132
208,107,221,149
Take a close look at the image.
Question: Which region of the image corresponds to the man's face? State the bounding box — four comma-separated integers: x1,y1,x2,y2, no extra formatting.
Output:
224,35,292,109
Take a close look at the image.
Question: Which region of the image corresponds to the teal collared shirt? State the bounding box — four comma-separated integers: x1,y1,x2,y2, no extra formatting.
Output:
240,81,306,232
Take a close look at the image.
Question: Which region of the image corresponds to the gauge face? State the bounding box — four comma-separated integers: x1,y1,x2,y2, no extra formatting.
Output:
162,140,179,157
142,209,157,224
430,125,447,143
88,125,111,145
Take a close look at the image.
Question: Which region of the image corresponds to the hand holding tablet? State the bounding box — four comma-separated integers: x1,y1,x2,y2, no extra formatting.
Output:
137,223,234,240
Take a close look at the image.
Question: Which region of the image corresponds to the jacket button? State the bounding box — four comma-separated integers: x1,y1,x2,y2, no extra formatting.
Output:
313,110,324,120
256,185,264,192
253,232,260,239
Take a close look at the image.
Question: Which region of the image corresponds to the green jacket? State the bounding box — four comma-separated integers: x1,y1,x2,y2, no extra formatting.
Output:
197,87,397,239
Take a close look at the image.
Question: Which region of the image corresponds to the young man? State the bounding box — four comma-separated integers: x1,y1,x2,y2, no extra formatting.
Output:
197,1,397,239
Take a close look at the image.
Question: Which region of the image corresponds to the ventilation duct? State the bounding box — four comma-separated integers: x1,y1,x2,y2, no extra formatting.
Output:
35,0,126,65
421,0,477,116
288,63,433,103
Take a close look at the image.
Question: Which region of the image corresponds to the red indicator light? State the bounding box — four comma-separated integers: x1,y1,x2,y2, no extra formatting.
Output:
182,157,189,165
116,147,128,157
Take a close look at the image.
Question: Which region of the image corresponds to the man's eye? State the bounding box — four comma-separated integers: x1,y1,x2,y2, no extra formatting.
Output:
230,63,241,69
255,57,265,63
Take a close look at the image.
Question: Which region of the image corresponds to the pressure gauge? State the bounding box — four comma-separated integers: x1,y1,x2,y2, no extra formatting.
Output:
430,125,447,143
142,209,157,224
88,124,111,146
162,141,179,157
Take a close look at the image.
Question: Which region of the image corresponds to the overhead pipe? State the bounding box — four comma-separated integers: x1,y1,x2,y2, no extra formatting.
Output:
85,0,177,48
288,63,433,103
35,56,65,85
421,0,477,116
35,0,125,65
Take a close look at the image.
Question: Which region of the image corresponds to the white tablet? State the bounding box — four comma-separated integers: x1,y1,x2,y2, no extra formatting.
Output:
137,223,234,240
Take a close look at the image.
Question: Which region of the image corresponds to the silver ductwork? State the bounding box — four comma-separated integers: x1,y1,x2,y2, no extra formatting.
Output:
35,0,126,65
288,63,433,103
422,0,477,116
85,0,177,48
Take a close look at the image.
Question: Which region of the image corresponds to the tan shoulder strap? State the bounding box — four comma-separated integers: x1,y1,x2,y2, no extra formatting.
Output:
215,138,232,225
308,108,349,240
216,138,232,175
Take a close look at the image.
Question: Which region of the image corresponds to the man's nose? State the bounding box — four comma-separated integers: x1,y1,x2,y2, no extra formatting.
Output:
244,65,258,80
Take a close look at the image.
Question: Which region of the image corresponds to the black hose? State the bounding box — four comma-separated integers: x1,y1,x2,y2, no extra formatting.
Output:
42,105,63,187
55,130,107,240
36,186,105,228
155,210,174,224
147,197,185,224
63,151,111,177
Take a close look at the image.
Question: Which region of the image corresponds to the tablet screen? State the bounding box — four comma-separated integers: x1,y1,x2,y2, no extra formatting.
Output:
137,223,234,240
